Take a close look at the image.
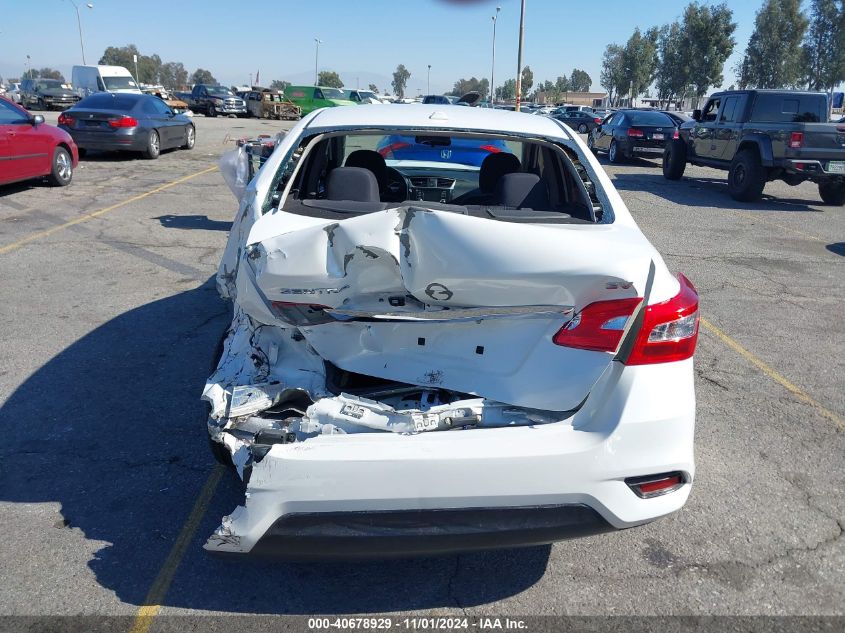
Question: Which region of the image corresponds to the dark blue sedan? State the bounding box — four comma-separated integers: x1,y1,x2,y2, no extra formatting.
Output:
58,92,195,159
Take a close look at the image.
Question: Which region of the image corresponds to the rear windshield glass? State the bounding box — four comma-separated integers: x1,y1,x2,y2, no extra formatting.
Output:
626,111,675,126
102,76,138,91
77,93,139,111
751,93,826,123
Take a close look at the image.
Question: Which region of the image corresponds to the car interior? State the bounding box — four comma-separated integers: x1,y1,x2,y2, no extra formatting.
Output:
267,132,606,223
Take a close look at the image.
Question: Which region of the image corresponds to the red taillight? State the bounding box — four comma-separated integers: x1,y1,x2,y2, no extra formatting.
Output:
625,273,699,365
672,129,680,139
552,297,642,353
479,144,502,153
789,132,804,149
377,141,409,157
626,472,685,498
108,116,138,128
627,128,644,137
58,113,75,126
594,117,602,124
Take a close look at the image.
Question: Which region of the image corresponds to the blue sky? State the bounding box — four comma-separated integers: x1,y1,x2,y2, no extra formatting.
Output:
1,0,762,93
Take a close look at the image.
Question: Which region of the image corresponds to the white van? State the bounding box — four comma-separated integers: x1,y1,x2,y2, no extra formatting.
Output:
72,65,141,97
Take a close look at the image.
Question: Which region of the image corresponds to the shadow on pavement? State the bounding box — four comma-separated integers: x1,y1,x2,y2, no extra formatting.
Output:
0,279,549,613
155,214,230,231
611,173,824,212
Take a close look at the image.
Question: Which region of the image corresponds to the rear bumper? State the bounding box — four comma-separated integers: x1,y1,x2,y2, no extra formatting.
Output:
66,129,145,152
627,140,666,156
782,159,845,178
205,360,697,556
246,505,614,559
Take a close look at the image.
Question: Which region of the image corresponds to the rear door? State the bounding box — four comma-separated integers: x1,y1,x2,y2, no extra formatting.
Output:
713,94,745,160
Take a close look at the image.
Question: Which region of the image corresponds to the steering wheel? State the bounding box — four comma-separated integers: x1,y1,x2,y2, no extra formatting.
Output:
383,167,408,203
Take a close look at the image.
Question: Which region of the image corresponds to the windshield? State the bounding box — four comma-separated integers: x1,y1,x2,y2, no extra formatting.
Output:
626,111,675,126
320,87,345,100
207,86,233,96
103,76,139,90
37,80,63,90
359,91,376,100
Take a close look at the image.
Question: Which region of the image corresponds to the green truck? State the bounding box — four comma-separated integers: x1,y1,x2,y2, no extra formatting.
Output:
283,86,355,116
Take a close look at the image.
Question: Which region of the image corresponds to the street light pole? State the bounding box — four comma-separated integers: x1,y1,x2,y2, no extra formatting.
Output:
314,38,322,86
427,65,431,95
67,1,93,65
491,6,500,105
514,0,526,111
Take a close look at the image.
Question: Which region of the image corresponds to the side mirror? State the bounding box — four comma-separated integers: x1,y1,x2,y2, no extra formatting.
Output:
692,109,702,121
31,114,45,126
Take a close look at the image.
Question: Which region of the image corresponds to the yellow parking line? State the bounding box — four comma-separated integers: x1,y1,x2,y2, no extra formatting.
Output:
700,317,844,429
128,465,225,633
0,165,218,256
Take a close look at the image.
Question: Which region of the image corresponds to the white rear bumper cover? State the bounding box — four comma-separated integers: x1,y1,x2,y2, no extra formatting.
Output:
205,359,695,554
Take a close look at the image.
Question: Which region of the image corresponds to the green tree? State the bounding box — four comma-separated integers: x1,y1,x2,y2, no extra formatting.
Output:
368,83,379,94
683,2,736,104
496,78,517,101
738,0,808,88
99,45,162,84
318,70,343,88
655,22,687,107
802,0,844,92
622,27,660,103
158,62,188,90
25,68,65,81
600,44,626,106
191,68,217,86
33,68,65,81
447,77,490,99
555,75,571,92
520,65,534,98
270,79,290,92
569,68,592,92
391,64,411,98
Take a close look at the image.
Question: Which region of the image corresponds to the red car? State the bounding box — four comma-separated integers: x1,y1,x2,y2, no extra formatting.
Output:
0,96,78,187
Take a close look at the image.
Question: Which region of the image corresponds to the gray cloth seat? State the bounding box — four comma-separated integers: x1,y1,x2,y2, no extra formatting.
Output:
345,150,388,192
494,173,551,209
326,167,381,202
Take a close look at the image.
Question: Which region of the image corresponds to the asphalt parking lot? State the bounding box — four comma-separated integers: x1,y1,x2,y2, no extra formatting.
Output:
0,114,842,625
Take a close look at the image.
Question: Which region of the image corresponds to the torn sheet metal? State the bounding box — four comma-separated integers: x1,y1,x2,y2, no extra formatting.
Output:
231,207,661,412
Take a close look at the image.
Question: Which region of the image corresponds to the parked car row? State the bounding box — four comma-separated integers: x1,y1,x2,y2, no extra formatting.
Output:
0,91,195,188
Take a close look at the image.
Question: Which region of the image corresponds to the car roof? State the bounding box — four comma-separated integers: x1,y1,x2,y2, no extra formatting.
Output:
304,103,572,138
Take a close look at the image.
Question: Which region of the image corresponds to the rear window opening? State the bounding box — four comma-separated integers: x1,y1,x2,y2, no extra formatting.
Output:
265,130,608,224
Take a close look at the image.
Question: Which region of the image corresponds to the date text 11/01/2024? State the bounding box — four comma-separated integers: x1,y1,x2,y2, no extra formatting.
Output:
307,617,529,630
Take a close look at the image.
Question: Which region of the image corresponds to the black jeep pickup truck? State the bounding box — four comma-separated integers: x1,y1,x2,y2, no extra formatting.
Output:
663,89,845,204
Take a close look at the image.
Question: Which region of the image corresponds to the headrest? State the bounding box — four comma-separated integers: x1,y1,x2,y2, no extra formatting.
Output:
345,150,388,190
479,152,521,193
326,167,381,202
494,173,551,209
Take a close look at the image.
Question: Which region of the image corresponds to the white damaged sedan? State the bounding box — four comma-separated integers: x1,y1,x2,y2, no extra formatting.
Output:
203,104,699,558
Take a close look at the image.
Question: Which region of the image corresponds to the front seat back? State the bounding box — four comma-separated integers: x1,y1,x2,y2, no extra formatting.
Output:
325,167,381,202
479,153,521,193
494,173,551,209
345,150,388,192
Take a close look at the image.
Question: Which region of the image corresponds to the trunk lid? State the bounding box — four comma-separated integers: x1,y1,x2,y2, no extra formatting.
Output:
245,207,657,411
